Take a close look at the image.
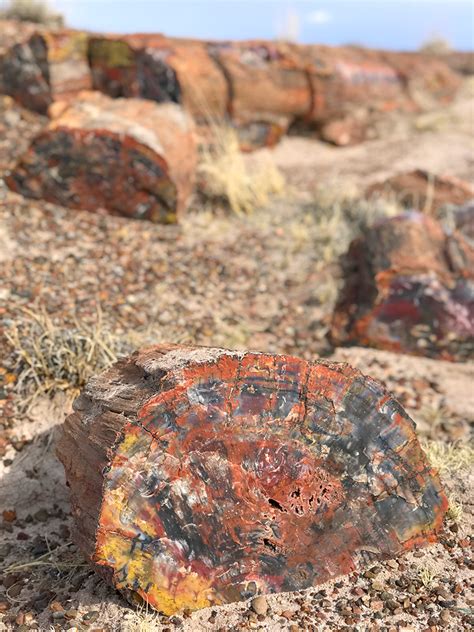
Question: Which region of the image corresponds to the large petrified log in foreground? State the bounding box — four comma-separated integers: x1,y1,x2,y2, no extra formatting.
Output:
6,91,196,222
57,344,447,615
0,21,91,114
331,212,474,361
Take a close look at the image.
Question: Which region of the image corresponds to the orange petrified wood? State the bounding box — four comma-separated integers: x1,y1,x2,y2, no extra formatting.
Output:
6,91,196,222
0,21,91,114
57,344,448,615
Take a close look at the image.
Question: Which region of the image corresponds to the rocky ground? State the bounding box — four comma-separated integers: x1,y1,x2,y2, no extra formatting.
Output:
0,82,473,631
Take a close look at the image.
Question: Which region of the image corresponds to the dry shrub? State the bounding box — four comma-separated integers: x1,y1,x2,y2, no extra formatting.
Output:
0,0,64,26
4,307,127,408
310,184,402,267
422,439,474,475
198,126,285,215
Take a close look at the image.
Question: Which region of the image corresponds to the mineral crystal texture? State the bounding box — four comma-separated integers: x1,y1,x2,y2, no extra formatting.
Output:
57,344,448,615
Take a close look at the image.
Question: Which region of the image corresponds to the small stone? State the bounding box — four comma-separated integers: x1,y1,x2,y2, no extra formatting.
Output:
251,595,268,616
83,611,99,622
439,610,450,623
65,609,79,620
2,509,16,523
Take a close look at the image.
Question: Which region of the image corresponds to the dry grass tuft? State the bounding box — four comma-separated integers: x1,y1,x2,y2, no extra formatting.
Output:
310,184,402,268
0,0,64,26
418,566,437,588
4,307,127,408
422,439,474,475
446,497,464,523
198,126,285,215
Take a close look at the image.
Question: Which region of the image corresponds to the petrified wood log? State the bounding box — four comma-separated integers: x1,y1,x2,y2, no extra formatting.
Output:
0,21,91,114
290,45,461,145
208,41,311,150
57,344,447,615
366,170,474,213
88,35,228,124
331,212,474,361
6,91,196,222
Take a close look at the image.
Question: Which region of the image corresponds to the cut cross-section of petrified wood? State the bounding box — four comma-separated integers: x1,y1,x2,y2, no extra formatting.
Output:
57,344,448,615
6,91,196,222
0,21,91,114
331,212,474,360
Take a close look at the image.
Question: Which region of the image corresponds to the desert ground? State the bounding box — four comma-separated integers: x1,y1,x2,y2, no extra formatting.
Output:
0,69,473,632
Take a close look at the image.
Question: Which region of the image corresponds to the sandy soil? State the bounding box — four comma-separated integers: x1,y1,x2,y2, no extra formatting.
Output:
0,81,473,631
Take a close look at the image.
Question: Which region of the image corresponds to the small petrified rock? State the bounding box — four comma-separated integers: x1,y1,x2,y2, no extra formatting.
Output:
57,344,447,615
251,595,268,615
6,91,196,222
331,212,474,361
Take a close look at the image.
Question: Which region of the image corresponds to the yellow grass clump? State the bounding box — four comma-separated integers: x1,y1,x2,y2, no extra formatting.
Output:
198,126,285,215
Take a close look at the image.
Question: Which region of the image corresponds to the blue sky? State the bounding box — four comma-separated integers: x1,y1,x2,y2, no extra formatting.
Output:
50,0,473,50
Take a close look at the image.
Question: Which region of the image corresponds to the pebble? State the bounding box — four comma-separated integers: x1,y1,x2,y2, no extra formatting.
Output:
250,595,268,616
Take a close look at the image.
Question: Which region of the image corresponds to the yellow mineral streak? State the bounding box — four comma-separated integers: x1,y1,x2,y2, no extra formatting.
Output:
97,531,218,614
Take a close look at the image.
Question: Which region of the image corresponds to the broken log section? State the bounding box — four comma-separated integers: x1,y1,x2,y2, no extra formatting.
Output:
88,34,228,124
6,91,197,222
331,212,474,360
57,344,447,615
0,21,91,114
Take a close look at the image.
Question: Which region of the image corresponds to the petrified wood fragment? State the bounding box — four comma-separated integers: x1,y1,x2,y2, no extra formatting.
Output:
6,91,196,222
0,21,91,114
57,344,448,615
88,35,228,124
331,212,474,361
366,170,474,213
208,41,311,150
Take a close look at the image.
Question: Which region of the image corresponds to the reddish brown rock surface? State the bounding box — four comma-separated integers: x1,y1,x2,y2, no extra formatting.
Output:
88,34,228,125
331,212,474,361
209,41,311,150
57,344,447,615
0,21,91,114
367,169,474,212
6,91,197,222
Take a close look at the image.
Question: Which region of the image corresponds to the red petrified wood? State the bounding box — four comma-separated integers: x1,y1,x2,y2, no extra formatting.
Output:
331,212,474,360
57,344,448,615
0,21,91,114
6,91,196,222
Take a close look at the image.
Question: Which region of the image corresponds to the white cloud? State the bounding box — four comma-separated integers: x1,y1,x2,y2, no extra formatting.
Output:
307,9,332,26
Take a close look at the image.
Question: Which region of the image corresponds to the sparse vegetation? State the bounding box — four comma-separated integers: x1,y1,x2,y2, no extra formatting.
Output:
4,307,127,408
310,184,402,267
198,126,285,215
418,565,437,588
420,34,452,55
0,0,64,26
446,497,464,523
422,439,474,474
